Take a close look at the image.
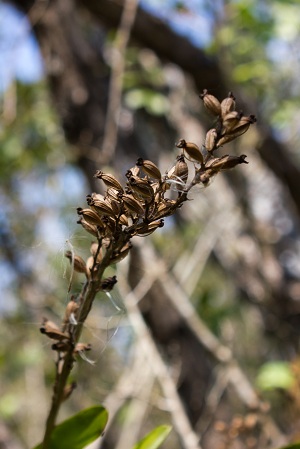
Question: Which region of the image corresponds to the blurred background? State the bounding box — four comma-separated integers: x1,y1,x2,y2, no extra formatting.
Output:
1,1,300,448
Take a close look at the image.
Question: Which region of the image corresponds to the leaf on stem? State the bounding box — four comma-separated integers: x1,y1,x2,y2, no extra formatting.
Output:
32,406,108,449
132,425,172,449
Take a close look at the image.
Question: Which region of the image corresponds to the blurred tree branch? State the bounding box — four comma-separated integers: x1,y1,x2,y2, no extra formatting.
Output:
11,0,300,216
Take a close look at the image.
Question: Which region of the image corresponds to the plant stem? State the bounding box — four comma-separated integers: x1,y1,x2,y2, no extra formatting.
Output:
41,244,114,448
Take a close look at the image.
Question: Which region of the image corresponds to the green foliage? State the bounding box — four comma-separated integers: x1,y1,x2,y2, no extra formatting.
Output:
132,425,172,449
256,361,295,391
0,81,68,180
125,88,169,116
278,443,300,449
33,406,108,449
123,47,169,116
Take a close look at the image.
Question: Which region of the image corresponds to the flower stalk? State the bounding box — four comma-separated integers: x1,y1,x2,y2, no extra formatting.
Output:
40,90,256,448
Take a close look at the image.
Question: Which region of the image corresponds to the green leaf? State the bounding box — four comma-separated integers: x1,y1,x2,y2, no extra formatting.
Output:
33,406,108,449
256,361,295,391
132,425,172,449
277,443,300,449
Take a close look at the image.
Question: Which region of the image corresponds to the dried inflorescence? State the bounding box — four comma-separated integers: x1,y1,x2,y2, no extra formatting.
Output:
40,91,256,401
75,90,255,255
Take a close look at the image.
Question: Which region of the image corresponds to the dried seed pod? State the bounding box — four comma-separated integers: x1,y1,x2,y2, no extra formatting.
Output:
216,115,256,147
210,154,248,170
100,275,117,292
173,154,188,184
122,194,145,215
77,207,103,226
109,198,122,215
86,255,95,274
119,214,129,226
102,216,116,234
40,318,70,341
77,217,99,237
228,114,257,135
65,251,88,275
221,92,236,117
106,188,121,202
90,242,102,260
94,171,123,191
62,382,77,401
110,242,132,263
199,169,215,186
221,110,243,134
63,299,79,326
157,198,176,211
215,132,239,148
88,192,105,202
136,158,162,180
41,317,59,330
51,341,71,352
204,129,218,152
176,139,203,163
199,89,221,116
127,165,140,177
155,202,173,217
88,198,115,217
128,177,154,200
136,219,165,235
74,343,92,354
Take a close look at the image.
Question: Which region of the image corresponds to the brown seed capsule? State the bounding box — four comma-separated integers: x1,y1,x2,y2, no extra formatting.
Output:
51,340,71,352
88,192,105,202
63,299,79,326
155,202,173,217
215,133,238,148
122,194,145,215
90,242,102,260
74,343,92,354
119,214,129,226
77,207,103,226
221,110,243,134
94,171,123,191
216,115,256,147
136,219,164,236
204,129,218,152
156,198,176,212
109,198,122,216
136,158,162,180
173,154,188,184
128,177,154,200
77,217,99,237
100,275,117,292
110,241,132,263
102,216,116,235
199,170,215,186
62,382,77,401
176,139,203,163
210,154,248,170
87,198,115,218
65,251,88,275
40,318,70,341
199,89,222,116
41,317,59,331
86,255,95,274
228,114,257,135
221,92,236,117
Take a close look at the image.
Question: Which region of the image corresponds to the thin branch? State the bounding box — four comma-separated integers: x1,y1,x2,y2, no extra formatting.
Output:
117,265,202,449
100,0,139,164
135,239,287,445
114,349,154,449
